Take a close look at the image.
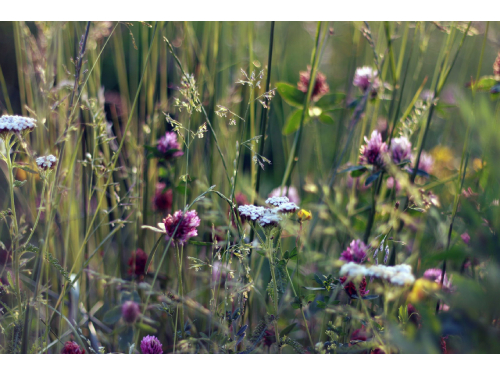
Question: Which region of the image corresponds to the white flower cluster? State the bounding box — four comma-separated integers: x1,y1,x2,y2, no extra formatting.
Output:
340,262,415,286
238,205,265,221
36,154,57,171
238,196,300,228
266,196,290,207
0,115,37,134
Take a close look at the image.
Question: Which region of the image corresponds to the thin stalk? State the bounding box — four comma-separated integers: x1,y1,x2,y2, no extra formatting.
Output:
281,21,323,189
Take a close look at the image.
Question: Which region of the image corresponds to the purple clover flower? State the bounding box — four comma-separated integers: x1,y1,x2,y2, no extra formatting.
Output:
121,300,140,324
140,335,163,354
353,66,381,94
359,130,388,168
157,131,184,158
340,239,368,264
297,66,330,102
423,268,453,292
390,136,412,165
412,151,434,175
61,341,85,354
162,210,200,245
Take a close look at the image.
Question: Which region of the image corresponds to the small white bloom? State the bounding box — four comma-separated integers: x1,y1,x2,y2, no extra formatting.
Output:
265,196,289,207
238,205,265,221
258,208,282,227
0,115,37,135
36,154,58,171
276,202,300,214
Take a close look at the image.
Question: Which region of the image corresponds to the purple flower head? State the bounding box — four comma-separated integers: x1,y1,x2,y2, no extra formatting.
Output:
269,186,300,205
412,151,434,175
121,300,140,324
157,131,184,158
61,341,85,354
162,210,200,245
423,268,453,292
461,232,470,245
297,66,330,102
340,240,368,264
359,130,388,168
153,182,173,212
353,66,381,93
391,136,412,165
140,335,163,354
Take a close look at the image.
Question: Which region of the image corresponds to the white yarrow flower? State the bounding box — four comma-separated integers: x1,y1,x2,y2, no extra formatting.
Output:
36,154,58,171
0,115,37,135
265,196,289,207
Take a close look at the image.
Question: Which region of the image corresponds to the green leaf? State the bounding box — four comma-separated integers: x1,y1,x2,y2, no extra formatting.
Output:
118,325,134,351
13,180,27,188
256,250,266,257
306,293,316,303
339,165,367,174
471,76,497,91
276,82,306,108
136,322,157,334
280,323,297,336
316,300,327,309
365,171,382,186
315,93,346,109
318,112,335,125
289,247,298,259
14,164,38,174
103,306,122,325
282,109,304,135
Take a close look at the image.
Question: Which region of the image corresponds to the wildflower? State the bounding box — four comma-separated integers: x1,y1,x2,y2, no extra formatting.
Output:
359,130,388,168
61,341,85,354
423,268,453,292
461,232,470,245
412,151,434,174
265,196,289,207
494,51,500,81
121,301,140,324
341,262,416,286
297,66,330,102
340,239,368,264
297,209,312,222
152,182,173,212
351,327,368,341
340,275,368,298
269,186,301,205
140,335,163,354
128,249,149,278
407,278,440,304
238,205,265,222
161,210,200,245
386,177,401,192
390,136,412,165
339,262,368,281
0,115,36,138
212,261,231,283
235,192,249,206
276,202,299,214
35,155,57,171
157,131,184,158
353,66,381,95
258,208,282,228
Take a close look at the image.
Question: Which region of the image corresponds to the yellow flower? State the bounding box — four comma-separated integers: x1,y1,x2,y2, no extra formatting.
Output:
297,209,312,222
407,278,440,304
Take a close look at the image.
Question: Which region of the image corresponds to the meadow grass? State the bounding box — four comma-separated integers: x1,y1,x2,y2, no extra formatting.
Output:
0,21,500,354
